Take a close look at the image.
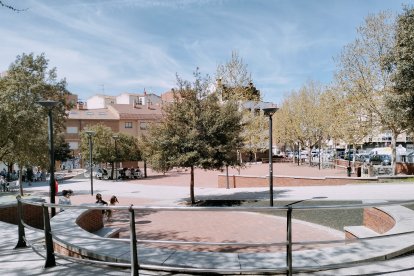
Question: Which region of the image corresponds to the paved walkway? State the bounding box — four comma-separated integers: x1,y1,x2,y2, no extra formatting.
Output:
1,164,414,275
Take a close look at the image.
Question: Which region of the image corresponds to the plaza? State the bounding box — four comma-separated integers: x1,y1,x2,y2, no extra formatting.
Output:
1,163,414,275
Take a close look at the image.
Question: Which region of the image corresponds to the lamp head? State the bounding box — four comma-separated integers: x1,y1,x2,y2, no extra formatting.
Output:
85,130,96,137
37,99,59,108
263,107,279,116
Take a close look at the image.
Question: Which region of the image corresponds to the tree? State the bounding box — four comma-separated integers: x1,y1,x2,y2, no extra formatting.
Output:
140,123,173,174
0,1,26,12
54,134,72,164
142,69,243,204
217,51,265,161
240,109,268,162
274,81,332,165
216,51,260,101
335,12,404,174
390,6,414,133
80,124,141,179
0,53,68,194
80,124,116,179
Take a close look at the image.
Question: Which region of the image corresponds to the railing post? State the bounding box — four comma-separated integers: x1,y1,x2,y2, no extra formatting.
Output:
14,195,27,249
286,206,293,276
129,205,139,276
43,204,56,268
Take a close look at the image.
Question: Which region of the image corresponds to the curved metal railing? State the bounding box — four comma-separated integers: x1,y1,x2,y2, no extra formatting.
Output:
14,196,414,276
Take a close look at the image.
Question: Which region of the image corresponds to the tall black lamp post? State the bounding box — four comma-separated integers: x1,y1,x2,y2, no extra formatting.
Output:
263,107,279,207
37,100,59,217
85,130,95,195
112,135,119,181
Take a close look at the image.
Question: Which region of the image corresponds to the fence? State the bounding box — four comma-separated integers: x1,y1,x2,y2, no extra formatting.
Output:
14,196,414,276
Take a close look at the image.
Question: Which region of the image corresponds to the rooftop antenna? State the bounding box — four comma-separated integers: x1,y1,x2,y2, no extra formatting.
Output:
101,84,105,95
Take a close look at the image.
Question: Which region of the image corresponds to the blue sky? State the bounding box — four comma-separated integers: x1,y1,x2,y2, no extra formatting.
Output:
0,0,411,104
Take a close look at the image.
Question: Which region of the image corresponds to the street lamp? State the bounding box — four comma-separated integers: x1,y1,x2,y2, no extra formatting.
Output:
37,99,59,217
112,135,119,181
285,196,327,276
263,107,279,207
85,130,95,195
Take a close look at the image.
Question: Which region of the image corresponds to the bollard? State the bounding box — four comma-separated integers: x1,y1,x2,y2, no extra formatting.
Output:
14,196,27,249
347,166,352,177
43,204,56,268
286,206,293,276
129,205,139,276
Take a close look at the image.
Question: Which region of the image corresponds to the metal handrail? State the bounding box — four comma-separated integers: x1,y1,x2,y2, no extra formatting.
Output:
15,196,414,276
18,197,414,210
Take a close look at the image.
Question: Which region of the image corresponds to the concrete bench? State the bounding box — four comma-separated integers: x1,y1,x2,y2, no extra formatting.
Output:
49,205,414,273
93,227,122,238
344,225,380,239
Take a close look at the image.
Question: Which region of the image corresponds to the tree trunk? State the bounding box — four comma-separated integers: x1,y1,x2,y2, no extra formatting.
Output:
190,166,195,204
110,162,115,179
352,143,356,173
18,166,23,196
392,132,397,175
144,160,147,178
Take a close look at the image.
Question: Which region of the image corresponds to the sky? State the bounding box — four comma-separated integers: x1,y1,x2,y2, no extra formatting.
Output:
0,0,411,104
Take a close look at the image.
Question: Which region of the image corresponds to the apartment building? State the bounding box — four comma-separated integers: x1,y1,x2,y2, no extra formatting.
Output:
64,93,162,154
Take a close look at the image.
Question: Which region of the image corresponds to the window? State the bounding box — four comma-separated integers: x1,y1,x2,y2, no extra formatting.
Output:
66,127,78,134
125,122,133,128
140,122,147,130
69,142,79,150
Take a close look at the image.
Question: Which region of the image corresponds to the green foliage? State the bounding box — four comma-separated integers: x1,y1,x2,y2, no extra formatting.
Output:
391,6,414,132
54,134,72,162
80,124,141,178
0,53,68,169
141,69,243,203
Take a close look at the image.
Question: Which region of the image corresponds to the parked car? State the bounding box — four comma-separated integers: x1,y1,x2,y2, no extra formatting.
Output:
370,154,391,166
356,154,370,163
96,168,109,180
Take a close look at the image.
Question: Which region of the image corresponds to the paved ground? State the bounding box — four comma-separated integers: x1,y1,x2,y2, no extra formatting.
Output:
1,163,414,275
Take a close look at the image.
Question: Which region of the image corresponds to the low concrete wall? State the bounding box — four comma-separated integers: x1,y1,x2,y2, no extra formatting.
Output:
217,174,378,188
0,200,44,229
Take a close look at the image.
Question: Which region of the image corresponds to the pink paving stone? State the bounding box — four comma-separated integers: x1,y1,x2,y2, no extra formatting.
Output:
64,163,346,253
69,194,344,253
125,162,347,188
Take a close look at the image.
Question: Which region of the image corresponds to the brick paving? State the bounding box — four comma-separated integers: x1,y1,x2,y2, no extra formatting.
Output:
69,162,345,254
122,162,347,188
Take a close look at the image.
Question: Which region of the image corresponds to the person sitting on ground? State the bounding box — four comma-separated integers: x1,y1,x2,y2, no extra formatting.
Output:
106,195,119,222
59,189,73,212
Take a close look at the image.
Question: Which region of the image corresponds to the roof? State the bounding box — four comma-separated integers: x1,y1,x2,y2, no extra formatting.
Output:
108,104,163,120
241,101,278,110
67,108,119,120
